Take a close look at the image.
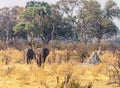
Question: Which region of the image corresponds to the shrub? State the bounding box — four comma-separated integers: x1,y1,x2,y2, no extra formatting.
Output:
107,45,120,86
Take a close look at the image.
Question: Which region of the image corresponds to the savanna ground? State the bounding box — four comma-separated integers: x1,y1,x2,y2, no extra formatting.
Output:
0,42,120,88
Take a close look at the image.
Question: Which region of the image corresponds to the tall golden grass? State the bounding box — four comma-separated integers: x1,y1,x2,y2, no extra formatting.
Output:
0,48,119,88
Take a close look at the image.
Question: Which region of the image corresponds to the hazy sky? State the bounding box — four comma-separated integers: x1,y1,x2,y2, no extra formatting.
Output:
0,0,120,8
0,0,120,29
0,0,58,7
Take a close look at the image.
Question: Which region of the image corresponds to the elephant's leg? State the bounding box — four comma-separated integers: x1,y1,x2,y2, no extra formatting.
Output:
42,57,46,68
37,59,40,67
26,58,29,64
41,61,44,68
29,59,31,64
36,55,41,67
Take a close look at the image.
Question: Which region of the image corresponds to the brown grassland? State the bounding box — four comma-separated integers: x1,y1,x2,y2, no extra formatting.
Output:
0,48,119,88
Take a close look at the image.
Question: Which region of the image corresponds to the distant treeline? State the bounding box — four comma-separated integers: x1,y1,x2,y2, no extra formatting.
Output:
0,0,120,45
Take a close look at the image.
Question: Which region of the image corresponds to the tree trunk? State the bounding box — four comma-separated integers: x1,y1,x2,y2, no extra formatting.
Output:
84,34,88,44
97,36,102,49
98,37,101,45
51,23,55,40
40,36,50,45
6,30,9,47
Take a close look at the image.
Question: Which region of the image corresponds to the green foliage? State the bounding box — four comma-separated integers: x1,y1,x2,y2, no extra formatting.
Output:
76,0,119,44
104,0,120,19
56,18,73,38
0,0,120,44
19,1,52,44
13,22,33,33
20,7,36,21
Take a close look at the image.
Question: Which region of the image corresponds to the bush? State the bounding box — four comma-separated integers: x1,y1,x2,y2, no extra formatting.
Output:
8,39,25,50
107,45,120,86
59,73,78,88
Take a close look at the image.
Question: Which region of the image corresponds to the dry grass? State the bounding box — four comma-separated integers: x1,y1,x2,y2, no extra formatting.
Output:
0,48,24,64
0,63,113,88
0,48,119,88
100,51,117,65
